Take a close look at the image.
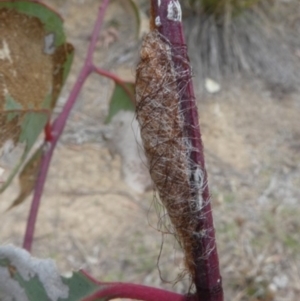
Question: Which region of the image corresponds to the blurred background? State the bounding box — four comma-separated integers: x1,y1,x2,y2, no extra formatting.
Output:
0,0,300,300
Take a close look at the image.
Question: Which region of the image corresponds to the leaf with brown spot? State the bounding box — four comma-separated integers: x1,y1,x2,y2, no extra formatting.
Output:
0,1,73,199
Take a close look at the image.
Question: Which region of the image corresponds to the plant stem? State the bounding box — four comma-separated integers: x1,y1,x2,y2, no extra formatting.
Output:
81,278,197,301
81,269,198,300
23,0,110,252
149,1,224,300
93,66,135,102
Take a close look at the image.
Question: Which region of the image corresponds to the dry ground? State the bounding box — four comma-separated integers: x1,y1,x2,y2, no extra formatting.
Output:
1,1,300,301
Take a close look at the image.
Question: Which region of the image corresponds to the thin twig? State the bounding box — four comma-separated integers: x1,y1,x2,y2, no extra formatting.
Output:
23,0,111,252
93,66,135,102
80,270,197,301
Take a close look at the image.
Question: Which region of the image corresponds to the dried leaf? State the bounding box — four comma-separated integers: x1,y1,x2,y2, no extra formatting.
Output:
7,146,43,210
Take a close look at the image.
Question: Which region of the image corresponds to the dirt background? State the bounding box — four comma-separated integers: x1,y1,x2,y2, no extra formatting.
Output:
1,1,300,301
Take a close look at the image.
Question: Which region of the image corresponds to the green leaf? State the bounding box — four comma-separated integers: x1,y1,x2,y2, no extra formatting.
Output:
0,245,185,301
0,245,105,301
105,82,135,124
125,0,141,38
61,272,102,301
0,1,74,201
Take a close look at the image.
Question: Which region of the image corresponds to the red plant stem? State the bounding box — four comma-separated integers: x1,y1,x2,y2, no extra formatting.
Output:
23,0,110,252
93,66,128,86
80,270,198,301
150,1,224,300
82,283,197,301
92,66,135,102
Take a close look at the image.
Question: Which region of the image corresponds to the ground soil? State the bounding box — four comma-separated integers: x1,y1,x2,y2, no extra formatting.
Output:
1,1,300,301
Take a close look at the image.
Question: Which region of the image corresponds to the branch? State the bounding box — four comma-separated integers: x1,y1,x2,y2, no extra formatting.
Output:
82,283,196,301
93,66,135,103
80,270,198,301
137,1,224,300
23,0,110,252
